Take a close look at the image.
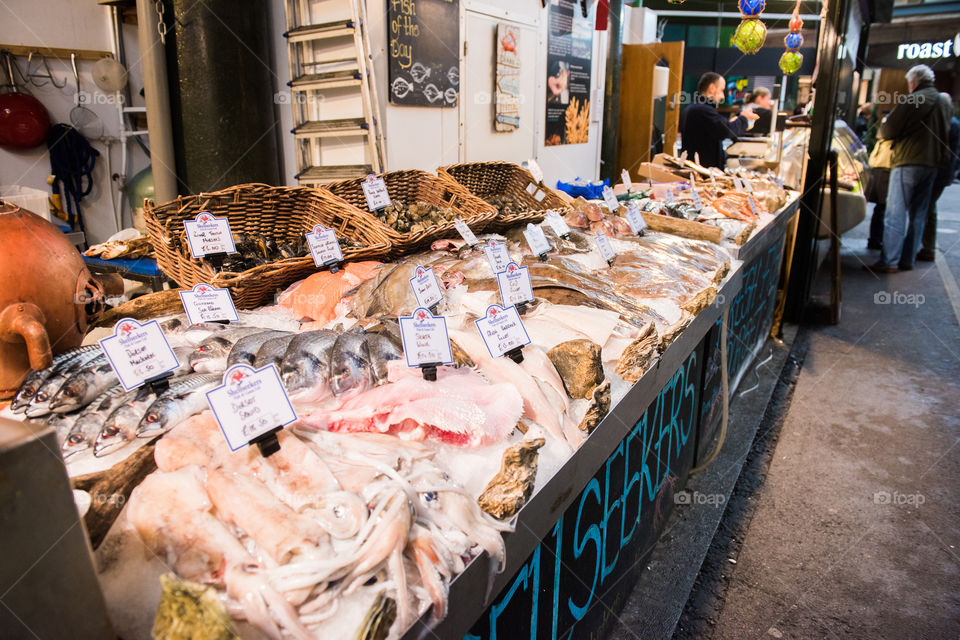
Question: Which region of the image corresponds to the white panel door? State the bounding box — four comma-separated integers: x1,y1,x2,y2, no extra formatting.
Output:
461,11,539,163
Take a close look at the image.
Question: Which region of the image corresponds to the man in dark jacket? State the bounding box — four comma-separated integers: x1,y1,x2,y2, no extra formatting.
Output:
918,109,960,261
680,72,757,169
873,65,952,272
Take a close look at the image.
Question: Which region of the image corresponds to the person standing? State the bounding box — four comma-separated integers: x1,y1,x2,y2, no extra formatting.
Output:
681,72,758,169
917,107,960,261
742,87,773,136
865,135,893,250
871,65,952,273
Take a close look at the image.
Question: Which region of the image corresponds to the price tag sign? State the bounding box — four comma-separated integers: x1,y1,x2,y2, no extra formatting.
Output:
733,177,745,192
523,222,551,257
179,283,239,325
453,218,479,246
691,186,703,208
544,210,571,237
99,318,180,391
305,224,344,267
483,239,511,274
526,183,537,195
621,169,632,190
475,304,531,358
742,178,754,193
748,195,759,216
399,307,454,367
526,159,544,183
624,204,647,235
664,188,676,204
496,262,534,307
409,265,444,309
602,186,619,212
361,174,391,211
594,231,616,263
184,213,236,258
533,189,546,202
207,365,297,451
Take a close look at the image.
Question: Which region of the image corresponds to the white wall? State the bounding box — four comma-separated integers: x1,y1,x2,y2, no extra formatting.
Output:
0,1,150,244
273,0,607,188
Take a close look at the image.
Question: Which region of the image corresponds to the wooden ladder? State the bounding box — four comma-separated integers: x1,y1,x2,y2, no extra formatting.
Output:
283,0,385,185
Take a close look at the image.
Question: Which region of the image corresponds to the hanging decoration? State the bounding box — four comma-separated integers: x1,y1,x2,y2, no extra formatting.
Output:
779,2,804,74
732,0,767,54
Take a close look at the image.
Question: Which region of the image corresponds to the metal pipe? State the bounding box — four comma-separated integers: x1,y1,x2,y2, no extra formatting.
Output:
599,0,624,183
135,0,178,202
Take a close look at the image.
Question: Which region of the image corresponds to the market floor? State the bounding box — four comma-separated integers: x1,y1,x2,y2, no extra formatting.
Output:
678,185,960,639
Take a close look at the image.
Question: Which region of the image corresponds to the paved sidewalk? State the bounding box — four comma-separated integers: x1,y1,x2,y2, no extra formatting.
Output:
688,185,960,639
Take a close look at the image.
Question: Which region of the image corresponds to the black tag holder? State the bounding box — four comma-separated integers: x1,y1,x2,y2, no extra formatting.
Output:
537,251,548,262
606,257,615,268
144,372,173,395
419,362,440,381
251,426,283,457
504,346,524,364
515,300,530,315
428,302,441,316
321,258,343,275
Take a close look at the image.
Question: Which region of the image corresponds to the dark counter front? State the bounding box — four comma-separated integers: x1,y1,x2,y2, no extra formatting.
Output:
465,343,704,640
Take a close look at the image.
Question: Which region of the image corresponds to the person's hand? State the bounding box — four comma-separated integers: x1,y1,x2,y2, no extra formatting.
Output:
741,110,760,121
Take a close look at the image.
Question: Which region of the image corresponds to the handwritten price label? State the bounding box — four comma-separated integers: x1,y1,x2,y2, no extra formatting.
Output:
184,212,236,258
621,169,632,190
306,224,344,267
99,318,180,390
454,218,479,246
691,186,703,208
525,159,544,183
361,174,391,211
179,283,239,325
595,231,616,263
496,262,534,307
207,365,297,451
602,186,619,212
475,304,531,358
409,265,444,309
748,195,759,216
523,222,551,256
624,204,647,235
544,210,571,237
399,307,454,367
484,239,511,274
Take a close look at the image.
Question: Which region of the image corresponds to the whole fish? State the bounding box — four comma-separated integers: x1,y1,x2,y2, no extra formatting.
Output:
161,317,229,347
94,385,158,457
41,411,82,447
136,374,222,438
329,329,372,397
364,331,403,387
188,328,261,373
25,351,107,419
280,329,338,398
10,344,102,413
48,362,119,414
61,385,133,460
253,334,297,370
227,331,291,368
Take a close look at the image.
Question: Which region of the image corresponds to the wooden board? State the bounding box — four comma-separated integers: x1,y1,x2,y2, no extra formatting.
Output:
387,0,460,107
641,211,724,244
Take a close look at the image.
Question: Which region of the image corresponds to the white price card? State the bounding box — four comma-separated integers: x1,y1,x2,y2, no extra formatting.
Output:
624,204,647,235
207,364,297,452
409,265,444,309
523,222,551,256
184,212,236,258
484,239,511,274
306,224,344,267
533,189,546,202
742,178,754,193
526,183,537,195
733,177,745,192
602,186,619,212
544,210,571,237
496,262,534,307
691,186,703,208
179,283,239,325
399,307,454,367
525,159,544,183
664,188,676,204
99,318,181,391
621,169,632,190
747,195,759,216
454,218,479,246
594,230,616,263
474,304,531,358
361,174,391,211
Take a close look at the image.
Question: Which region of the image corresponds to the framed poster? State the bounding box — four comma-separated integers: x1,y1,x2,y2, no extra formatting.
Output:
495,23,521,131
545,0,593,145
387,0,460,107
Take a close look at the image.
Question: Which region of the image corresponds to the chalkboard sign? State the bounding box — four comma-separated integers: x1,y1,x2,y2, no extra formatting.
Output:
387,0,460,107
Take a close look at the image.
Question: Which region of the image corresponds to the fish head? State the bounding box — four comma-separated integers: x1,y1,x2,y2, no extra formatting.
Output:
49,377,87,411
329,358,370,397
190,337,232,368
93,422,125,457
136,400,171,437
11,374,44,411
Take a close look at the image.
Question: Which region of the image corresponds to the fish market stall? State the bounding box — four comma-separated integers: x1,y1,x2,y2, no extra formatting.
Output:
2,164,797,640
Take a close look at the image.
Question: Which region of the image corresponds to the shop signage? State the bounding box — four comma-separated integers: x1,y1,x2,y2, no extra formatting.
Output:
897,36,959,60
179,283,239,325
399,307,454,367
523,222,552,257
484,239,511,274
475,304,531,358
183,212,235,258
495,23,521,131
544,0,593,145
409,265,444,309
496,262,534,307
387,0,460,107
305,224,344,268
467,347,702,640
207,364,297,451
99,318,180,391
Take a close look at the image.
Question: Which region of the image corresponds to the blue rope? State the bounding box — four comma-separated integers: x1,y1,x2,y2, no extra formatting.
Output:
46,123,99,242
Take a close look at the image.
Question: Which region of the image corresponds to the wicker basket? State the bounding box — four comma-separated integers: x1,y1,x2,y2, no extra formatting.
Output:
323,169,498,254
143,183,392,309
437,161,571,230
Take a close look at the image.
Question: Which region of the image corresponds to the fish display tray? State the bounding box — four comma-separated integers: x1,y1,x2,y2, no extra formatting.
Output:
438,161,571,231
323,169,498,255
143,184,393,309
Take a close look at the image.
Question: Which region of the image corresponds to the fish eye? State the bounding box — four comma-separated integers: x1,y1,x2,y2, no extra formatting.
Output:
36,392,47,401
147,414,158,423
103,426,119,437
64,388,76,398
421,491,438,504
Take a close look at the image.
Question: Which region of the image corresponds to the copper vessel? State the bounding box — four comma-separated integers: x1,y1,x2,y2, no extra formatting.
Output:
0,202,114,398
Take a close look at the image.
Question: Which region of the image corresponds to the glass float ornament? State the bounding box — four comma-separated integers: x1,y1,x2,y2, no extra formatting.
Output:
733,19,767,54
738,0,765,17
779,50,803,75
785,31,803,50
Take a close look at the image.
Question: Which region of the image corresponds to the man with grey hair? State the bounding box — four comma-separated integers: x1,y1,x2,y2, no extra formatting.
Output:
870,64,952,272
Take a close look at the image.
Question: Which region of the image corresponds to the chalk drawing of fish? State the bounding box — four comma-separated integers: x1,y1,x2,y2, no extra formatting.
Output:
422,84,443,103
447,66,460,87
444,88,458,104
392,77,413,99
410,62,431,84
